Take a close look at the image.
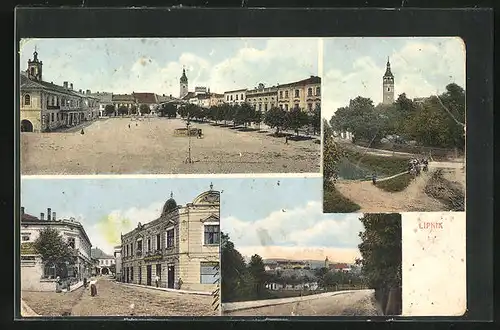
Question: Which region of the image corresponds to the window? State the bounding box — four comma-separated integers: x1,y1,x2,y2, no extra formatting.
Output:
43,264,57,279
316,86,320,96
230,95,233,101
147,238,151,251
24,94,31,106
51,113,55,122
241,94,244,100
308,103,313,111
166,229,174,248
137,240,142,253
156,234,161,250
130,243,134,256
226,95,229,101
130,267,134,280
284,91,289,98
126,245,129,256
279,104,283,110
200,262,219,284
308,88,312,96
259,104,262,111
285,104,289,111
279,91,283,98
264,103,268,111
204,225,220,245
387,87,390,92
67,237,75,249
236,94,238,100
295,90,300,98
21,256,36,266
22,235,30,241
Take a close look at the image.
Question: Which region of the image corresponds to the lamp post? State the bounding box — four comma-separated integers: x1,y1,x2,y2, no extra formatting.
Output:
185,118,193,163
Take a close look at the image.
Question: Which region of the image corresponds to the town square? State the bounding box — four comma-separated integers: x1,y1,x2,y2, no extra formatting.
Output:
19,38,321,175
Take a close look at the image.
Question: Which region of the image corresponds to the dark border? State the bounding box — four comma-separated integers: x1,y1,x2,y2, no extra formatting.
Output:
13,6,493,325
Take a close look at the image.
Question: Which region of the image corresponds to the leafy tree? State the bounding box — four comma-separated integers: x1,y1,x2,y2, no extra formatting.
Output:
220,232,250,302
178,105,188,118
264,106,287,135
223,104,236,125
286,107,309,136
158,103,177,118
247,254,268,298
253,110,263,130
33,227,75,278
104,104,115,116
118,105,128,116
310,104,321,135
357,213,402,313
139,104,151,115
130,104,138,115
323,120,346,184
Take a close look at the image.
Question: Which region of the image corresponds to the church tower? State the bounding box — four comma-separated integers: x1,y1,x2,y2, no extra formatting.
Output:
179,68,188,98
27,48,43,81
382,57,395,104
324,256,330,269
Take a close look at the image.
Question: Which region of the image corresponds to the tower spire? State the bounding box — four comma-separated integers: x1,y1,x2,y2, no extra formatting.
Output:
170,191,173,198
209,182,213,190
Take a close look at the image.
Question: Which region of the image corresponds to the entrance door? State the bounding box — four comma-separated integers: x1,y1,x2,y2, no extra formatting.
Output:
20,120,33,132
138,267,141,284
167,264,175,289
156,264,161,286
146,265,152,286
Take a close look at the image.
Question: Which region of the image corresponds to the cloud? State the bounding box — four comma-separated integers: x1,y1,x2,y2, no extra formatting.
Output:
84,201,164,255
222,201,363,260
322,37,466,120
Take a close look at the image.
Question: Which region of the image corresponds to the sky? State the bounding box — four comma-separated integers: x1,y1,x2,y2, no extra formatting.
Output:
19,38,320,97
322,37,466,120
21,176,363,262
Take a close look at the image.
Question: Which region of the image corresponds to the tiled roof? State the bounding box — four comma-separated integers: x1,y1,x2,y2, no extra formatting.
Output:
278,76,321,88
21,213,39,221
20,72,98,99
224,88,247,94
112,94,136,102
133,92,158,104
91,92,113,103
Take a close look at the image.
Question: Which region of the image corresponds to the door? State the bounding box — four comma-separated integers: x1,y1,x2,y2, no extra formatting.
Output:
156,264,161,286
167,264,175,289
146,265,152,286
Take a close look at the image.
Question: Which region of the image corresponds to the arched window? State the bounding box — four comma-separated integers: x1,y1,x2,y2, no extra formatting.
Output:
308,88,313,96
316,86,321,96
24,94,31,106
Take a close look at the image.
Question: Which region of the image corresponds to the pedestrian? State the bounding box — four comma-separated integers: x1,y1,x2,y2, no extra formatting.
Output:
285,135,289,144
83,277,88,288
372,173,377,185
128,123,130,129
136,123,138,126
90,279,97,297
80,128,84,135
155,275,160,288
55,276,62,293
177,278,183,290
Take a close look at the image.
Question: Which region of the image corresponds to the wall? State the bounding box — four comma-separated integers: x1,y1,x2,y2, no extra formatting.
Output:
20,91,42,132
21,258,56,292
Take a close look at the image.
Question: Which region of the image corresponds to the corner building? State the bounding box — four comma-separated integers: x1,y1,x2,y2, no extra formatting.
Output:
121,185,220,293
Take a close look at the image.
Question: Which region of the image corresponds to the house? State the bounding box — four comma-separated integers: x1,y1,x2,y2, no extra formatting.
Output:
121,183,220,292
20,207,93,291
277,75,321,112
112,94,137,115
90,92,113,117
133,92,160,114
91,247,115,275
223,88,247,106
246,83,278,113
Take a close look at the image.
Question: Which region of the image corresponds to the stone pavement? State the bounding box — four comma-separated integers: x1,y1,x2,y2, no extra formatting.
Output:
22,277,219,317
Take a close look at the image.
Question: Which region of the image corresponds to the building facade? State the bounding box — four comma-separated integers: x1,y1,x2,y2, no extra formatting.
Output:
114,245,122,281
91,92,114,116
112,94,137,114
382,58,395,105
20,207,93,291
20,50,100,132
121,185,220,292
246,83,278,113
209,93,225,107
224,89,247,106
276,76,321,112
91,248,115,275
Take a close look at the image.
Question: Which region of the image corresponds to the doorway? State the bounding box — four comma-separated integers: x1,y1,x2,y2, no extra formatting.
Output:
20,120,33,132
156,264,161,287
146,265,152,286
138,266,141,284
167,264,175,289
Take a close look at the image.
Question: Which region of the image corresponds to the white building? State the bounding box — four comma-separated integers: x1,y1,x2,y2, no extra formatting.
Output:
114,245,122,281
20,207,93,291
91,248,115,275
224,88,247,106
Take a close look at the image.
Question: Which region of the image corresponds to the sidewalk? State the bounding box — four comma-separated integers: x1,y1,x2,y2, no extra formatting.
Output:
117,281,212,296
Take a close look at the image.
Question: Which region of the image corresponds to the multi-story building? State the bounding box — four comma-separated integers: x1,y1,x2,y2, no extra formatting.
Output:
91,248,115,275
20,207,93,291
133,92,159,113
112,94,137,114
224,88,247,106
90,91,113,117
277,76,321,112
121,184,220,292
246,83,278,113
20,50,100,132
209,93,225,107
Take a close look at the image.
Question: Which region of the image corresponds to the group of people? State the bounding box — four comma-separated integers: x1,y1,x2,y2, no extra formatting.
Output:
408,157,429,176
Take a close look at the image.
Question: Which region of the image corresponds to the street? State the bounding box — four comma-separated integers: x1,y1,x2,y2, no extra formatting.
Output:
222,289,383,316
22,277,218,316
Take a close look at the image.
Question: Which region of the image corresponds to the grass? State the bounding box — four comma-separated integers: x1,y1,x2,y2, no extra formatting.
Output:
375,173,414,192
323,182,361,213
343,148,410,176
424,170,465,211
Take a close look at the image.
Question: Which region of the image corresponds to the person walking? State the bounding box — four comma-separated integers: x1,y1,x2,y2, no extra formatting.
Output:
128,123,131,129
177,278,183,290
372,173,377,185
90,278,97,297
285,135,289,144
80,128,84,135
155,275,160,288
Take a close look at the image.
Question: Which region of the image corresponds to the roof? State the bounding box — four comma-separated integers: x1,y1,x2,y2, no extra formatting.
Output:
224,88,248,94
133,92,158,104
278,76,321,88
384,59,394,78
91,247,114,259
112,94,136,102
21,213,39,221
210,93,224,98
182,92,196,100
20,72,83,98
91,92,113,103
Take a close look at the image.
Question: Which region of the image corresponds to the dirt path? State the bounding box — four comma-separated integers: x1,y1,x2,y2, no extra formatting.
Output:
335,169,447,213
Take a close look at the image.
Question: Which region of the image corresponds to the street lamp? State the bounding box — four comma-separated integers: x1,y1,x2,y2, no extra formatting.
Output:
185,118,193,164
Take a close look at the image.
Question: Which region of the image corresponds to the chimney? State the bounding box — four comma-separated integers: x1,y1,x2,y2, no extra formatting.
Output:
63,81,68,89
86,89,91,95
40,213,45,220
47,208,51,220
21,207,25,215
52,212,56,221
79,89,82,93
70,83,73,90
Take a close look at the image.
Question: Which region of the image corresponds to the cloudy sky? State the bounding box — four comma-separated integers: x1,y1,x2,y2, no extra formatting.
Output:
19,38,320,97
220,177,363,263
322,37,466,120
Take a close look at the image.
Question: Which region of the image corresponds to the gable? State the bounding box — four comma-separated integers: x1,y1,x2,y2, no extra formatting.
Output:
200,214,219,223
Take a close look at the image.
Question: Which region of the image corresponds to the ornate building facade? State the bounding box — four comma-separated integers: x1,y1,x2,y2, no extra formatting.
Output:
20,50,100,132
276,76,321,112
224,88,247,105
382,58,395,104
121,184,220,292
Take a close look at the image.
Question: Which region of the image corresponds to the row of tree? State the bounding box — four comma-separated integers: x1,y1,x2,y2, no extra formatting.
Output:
104,104,152,116
329,83,465,149
171,103,321,136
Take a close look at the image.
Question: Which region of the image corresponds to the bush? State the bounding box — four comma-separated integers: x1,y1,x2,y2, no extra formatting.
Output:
424,169,465,211
376,173,414,192
323,182,361,213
